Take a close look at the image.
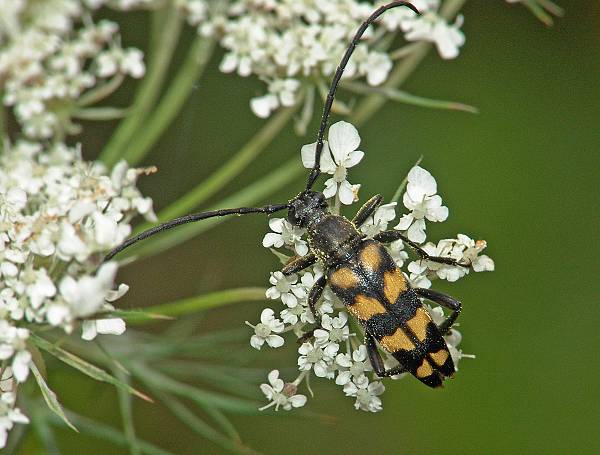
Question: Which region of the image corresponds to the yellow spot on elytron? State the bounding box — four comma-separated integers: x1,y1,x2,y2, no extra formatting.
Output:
330,267,358,289
430,349,449,367
383,269,407,304
406,307,431,342
379,328,415,353
360,242,381,272
349,295,387,321
416,359,434,378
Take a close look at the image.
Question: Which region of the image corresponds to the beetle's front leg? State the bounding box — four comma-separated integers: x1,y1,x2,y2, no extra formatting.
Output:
351,194,383,227
298,275,327,343
414,287,462,335
373,229,471,268
281,252,317,275
365,332,408,377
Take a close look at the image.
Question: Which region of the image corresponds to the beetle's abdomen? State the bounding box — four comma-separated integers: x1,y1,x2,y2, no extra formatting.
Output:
327,239,455,388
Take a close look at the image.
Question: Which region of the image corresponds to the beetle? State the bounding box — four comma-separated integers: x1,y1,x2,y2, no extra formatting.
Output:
106,1,473,388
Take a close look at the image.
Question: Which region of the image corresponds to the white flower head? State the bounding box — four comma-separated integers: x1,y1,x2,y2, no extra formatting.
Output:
301,121,364,205
343,376,385,413
395,166,448,243
259,370,307,411
297,340,338,378
246,308,285,350
313,312,350,346
403,12,465,59
262,218,308,256
265,271,306,308
360,202,397,237
335,344,372,386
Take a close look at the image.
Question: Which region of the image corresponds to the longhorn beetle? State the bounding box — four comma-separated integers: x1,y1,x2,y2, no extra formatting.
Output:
106,1,473,388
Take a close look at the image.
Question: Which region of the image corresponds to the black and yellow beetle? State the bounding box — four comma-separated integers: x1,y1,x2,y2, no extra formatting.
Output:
106,1,472,388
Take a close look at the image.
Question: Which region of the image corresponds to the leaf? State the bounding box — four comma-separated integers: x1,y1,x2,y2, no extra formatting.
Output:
115,368,141,455
72,107,129,121
155,392,260,455
344,81,478,113
136,288,267,323
30,334,152,403
108,309,174,323
30,362,78,433
130,364,265,415
45,406,172,455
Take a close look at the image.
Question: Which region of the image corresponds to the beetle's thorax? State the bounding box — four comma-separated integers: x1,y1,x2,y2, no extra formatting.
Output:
287,190,363,267
307,214,363,267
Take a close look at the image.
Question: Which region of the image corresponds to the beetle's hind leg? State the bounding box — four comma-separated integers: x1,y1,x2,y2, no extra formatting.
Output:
281,252,316,275
297,275,327,343
351,194,383,227
365,332,409,377
373,229,471,268
414,287,462,335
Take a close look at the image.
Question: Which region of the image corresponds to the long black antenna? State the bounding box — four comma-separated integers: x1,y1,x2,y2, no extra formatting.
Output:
305,1,420,191
104,203,288,261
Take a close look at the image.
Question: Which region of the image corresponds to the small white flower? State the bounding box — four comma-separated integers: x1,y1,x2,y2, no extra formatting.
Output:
403,13,465,60
301,121,364,205
388,239,409,268
59,262,118,319
265,271,306,308
343,377,385,413
246,308,285,350
314,312,350,346
259,370,307,411
250,79,301,118
81,318,126,341
335,345,372,386
262,218,308,256
360,202,397,237
297,340,338,378
395,166,448,243
0,389,29,449
454,234,495,272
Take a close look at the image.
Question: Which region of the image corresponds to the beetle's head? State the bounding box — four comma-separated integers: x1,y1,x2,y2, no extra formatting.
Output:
287,190,328,228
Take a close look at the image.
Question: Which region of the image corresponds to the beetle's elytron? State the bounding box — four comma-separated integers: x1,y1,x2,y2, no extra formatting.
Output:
106,1,473,388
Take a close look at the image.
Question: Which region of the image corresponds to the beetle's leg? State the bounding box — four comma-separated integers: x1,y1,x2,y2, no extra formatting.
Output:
365,332,409,377
297,276,327,343
414,288,462,335
373,229,471,268
281,253,317,276
351,194,383,227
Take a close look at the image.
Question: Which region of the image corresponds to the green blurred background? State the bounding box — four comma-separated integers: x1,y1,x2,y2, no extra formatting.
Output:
33,0,599,453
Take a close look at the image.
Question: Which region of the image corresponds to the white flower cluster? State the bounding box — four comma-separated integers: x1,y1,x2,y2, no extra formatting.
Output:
0,0,150,139
0,368,29,449
202,0,465,118
249,121,494,412
0,140,156,446
0,0,209,140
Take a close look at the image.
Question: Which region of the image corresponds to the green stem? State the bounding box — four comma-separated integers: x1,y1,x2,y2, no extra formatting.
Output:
124,157,303,260
120,35,216,166
115,369,141,455
99,5,183,167
349,0,467,126
132,288,267,323
344,81,478,113
153,106,297,224
391,155,423,203
77,74,125,108
0,89,5,154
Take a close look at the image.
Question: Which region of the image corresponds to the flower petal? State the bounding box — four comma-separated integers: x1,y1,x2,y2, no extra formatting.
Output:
328,121,360,162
